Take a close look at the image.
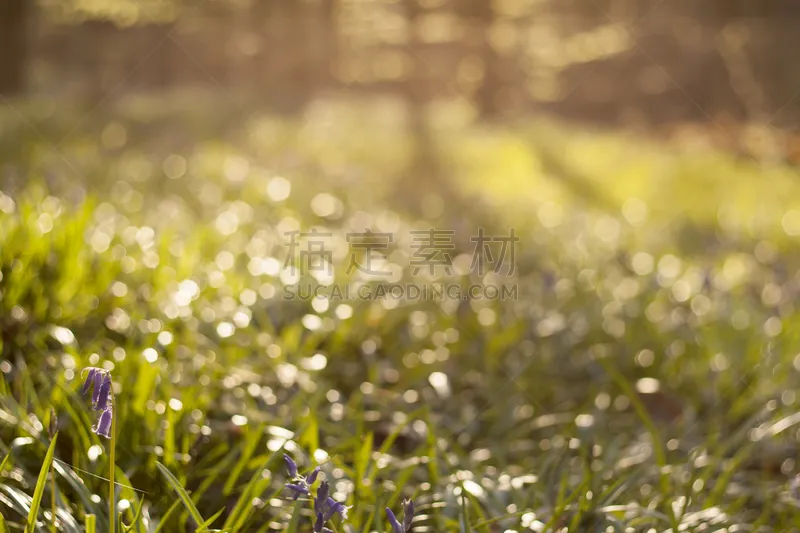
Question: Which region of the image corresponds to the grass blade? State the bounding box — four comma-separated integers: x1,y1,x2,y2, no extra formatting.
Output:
460,493,472,533
0,512,9,533
85,514,96,533
284,499,303,533
196,507,226,532
153,500,182,533
222,454,274,530
155,461,205,527
222,424,264,496
25,432,58,533
120,498,145,533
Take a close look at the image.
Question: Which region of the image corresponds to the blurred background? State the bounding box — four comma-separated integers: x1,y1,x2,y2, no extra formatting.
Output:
3,1,800,156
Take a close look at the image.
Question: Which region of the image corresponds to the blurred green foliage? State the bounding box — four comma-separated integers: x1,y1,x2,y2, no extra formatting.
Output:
3,97,800,531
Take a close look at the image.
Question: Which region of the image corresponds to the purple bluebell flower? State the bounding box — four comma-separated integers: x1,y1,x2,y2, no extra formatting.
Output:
91,370,104,406
386,508,403,533
307,465,321,484
312,512,334,533
386,499,415,532
315,480,329,510
285,483,310,500
310,481,349,526
284,454,298,478
403,499,414,531
283,455,322,501
95,375,112,412
93,408,113,439
80,367,114,439
283,458,348,532
325,497,347,520
81,368,98,395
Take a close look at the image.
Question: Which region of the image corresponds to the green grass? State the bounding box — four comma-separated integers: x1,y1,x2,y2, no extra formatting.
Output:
3,95,800,532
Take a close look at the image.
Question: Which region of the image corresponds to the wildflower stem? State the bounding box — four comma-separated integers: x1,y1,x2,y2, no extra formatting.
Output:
50,464,56,533
108,388,116,533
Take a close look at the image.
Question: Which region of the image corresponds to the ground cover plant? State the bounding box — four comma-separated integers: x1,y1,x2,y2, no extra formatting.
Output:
3,97,800,531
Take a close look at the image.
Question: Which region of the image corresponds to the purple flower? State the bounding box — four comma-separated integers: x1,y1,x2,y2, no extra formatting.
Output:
95,375,112,412
386,499,414,532
80,367,115,439
81,368,98,396
307,466,321,484
283,455,323,501
312,481,349,524
94,408,113,439
386,508,403,533
315,480,329,510
313,512,333,533
284,454,298,478
285,483,310,499
91,370,104,406
325,497,347,520
403,499,414,531
283,458,348,532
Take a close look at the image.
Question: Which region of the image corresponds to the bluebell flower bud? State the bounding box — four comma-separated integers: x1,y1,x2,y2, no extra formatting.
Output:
314,512,324,532
324,497,348,520
283,454,298,478
403,499,414,531
386,508,403,533
315,480,330,510
306,466,321,484
285,483,309,499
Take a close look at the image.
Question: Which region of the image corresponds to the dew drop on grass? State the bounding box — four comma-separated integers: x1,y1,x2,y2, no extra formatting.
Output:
266,176,291,202
50,326,75,346
87,445,103,461
143,348,158,363
428,372,450,398
217,322,235,338
635,377,660,394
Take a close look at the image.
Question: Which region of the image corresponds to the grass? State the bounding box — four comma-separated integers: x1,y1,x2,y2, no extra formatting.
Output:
3,94,800,531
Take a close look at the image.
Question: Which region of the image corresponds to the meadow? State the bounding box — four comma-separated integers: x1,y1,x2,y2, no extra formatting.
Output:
3,95,800,532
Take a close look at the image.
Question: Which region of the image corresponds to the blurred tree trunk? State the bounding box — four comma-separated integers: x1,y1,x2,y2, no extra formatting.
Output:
392,0,467,223
142,23,176,91
252,0,270,96
258,0,312,113
399,0,438,214
82,21,110,106
313,0,337,92
767,2,800,123
458,0,501,119
0,0,30,96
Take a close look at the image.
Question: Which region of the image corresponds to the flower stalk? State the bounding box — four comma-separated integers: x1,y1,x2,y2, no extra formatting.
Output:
81,367,116,533
108,386,116,533
49,408,57,533
283,454,349,533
